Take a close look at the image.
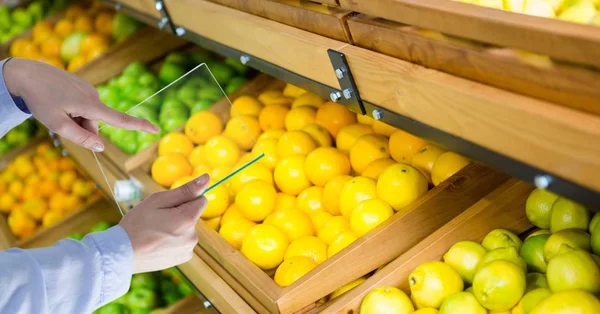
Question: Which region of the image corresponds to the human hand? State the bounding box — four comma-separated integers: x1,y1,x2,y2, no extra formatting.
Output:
4,58,159,152
119,174,210,273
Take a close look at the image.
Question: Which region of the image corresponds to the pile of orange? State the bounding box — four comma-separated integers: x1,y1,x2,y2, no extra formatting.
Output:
9,3,115,72
149,81,470,287
0,142,100,240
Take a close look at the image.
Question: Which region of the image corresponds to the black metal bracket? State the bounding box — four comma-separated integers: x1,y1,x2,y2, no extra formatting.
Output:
153,0,176,34
327,49,366,115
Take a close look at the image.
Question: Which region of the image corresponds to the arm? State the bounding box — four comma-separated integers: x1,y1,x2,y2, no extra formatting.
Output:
0,58,31,138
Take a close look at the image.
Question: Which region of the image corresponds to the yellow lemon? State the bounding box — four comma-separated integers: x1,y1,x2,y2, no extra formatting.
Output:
516,288,551,314
526,272,549,293
296,186,324,215
482,229,523,251
188,145,207,167
309,210,333,230
372,120,397,136
158,132,194,157
274,156,312,196
443,240,488,284
274,193,296,212
184,111,223,145
357,113,375,125
360,287,414,314
170,176,195,190
235,179,276,221
549,197,589,233
431,152,470,186
219,218,256,249
291,92,325,109
257,128,286,141
349,134,390,174
526,189,559,229
350,199,394,236
377,163,428,212
315,101,357,137
411,144,446,181
231,96,263,117
362,158,396,180
302,123,333,147
284,236,328,264
224,115,262,151
283,83,307,98
241,224,289,270
472,260,526,311
230,163,273,194
439,291,486,314
192,163,212,178
318,216,351,245
546,249,600,293
544,229,591,262
530,290,600,314
389,129,428,163
274,256,317,287
330,277,367,300
258,105,289,131
340,176,378,218
336,124,375,154
276,131,317,158
204,136,241,169
258,90,293,107
264,208,315,241
322,175,352,216
201,182,230,219
252,138,278,170
221,204,245,225
328,231,358,258
409,261,464,309
285,106,317,131
305,147,350,187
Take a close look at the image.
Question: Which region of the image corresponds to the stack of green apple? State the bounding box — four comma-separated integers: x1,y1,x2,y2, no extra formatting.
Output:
67,221,114,241
0,119,39,156
96,51,251,155
0,0,68,44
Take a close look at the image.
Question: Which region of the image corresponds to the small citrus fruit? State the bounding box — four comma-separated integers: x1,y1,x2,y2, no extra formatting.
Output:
360,287,414,314
241,224,289,270
274,256,317,287
336,124,374,154
443,240,488,284
472,260,526,311
219,218,256,249
305,147,350,186
284,236,327,264
339,176,377,218
431,152,470,186
526,189,559,229
296,186,324,215
264,208,314,241
185,111,223,144
409,261,464,309
276,131,317,158
318,216,350,245
315,102,357,137
389,129,428,163
235,179,276,221
350,199,394,236
362,158,396,180
350,134,390,174
328,231,358,258
158,132,194,157
204,136,241,169
274,156,312,195
322,175,352,216
151,154,192,187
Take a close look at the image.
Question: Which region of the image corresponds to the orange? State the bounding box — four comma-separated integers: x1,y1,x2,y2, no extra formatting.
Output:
305,147,351,186
377,163,428,212
8,210,36,238
42,209,64,227
201,217,220,232
258,90,293,107
350,199,394,236
80,33,110,58
10,38,32,57
151,153,193,187
291,92,325,109
362,158,396,180
65,5,86,20
87,45,109,60
230,163,273,193
21,42,41,60
201,182,230,219
372,120,398,136
322,175,352,216
48,192,68,212
73,15,94,32
276,131,317,158
58,157,76,172
23,198,48,220
252,138,278,170
431,152,470,186
296,186,324,215
285,106,317,131
188,145,207,167
211,167,233,182
170,176,195,190
192,163,212,178
357,113,375,125
411,144,446,182
231,96,263,117
234,153,255,169
241,224,289,270
258,129,286,142
221,204,245,225
274,193,296,212
264,208,315,241
185,111,224,144
224,115,262,151
220,218,256,249
339,176,378,218
158,132,194,157
328,231,359,258
274,156,312,196
336,124,374,154
330,277,368,300
274,256,318,287
36,143,52,156
204,136,241,169
284,236,328,264
94,12,114,36
350,134,390,174
301,124,332,147
32,28,53,45
67,55,87,73
64,194,82,213
58,171,78,192
388,129,428,163
315,102,357,137
283,83,308,98
310,210,333,230
38,179,58,199
318,216,351,245
23,184,41,200
54,19,74,38
8,181,24,198
0,194,16,213
236,179,277,221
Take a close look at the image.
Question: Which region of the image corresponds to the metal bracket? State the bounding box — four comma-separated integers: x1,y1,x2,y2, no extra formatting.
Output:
154,0,176,34
327,49,366,115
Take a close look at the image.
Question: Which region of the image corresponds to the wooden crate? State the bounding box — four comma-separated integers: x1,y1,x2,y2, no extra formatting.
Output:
320,178,535,313
347,14,600,115
205,0,353,42
0,10,64,59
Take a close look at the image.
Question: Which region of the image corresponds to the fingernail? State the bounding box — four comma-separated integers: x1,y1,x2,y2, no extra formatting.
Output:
150,124,160,133
92,142,104,152
195,173,209,185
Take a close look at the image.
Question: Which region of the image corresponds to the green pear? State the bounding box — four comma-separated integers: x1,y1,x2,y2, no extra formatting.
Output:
524,0,557,17
559,0,598,23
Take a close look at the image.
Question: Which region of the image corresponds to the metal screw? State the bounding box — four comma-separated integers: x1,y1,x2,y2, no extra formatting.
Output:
115,3,122,11
53,139,61,147
240,55,250,65
48,130,55,137
61,149,68,157
534,175,553,189
372,109,383,120
335,68,346,79
330,91,342,102
154,1,163,11
175,27,186,36
158,17,168,29
342,88,353,100
203,301,212,308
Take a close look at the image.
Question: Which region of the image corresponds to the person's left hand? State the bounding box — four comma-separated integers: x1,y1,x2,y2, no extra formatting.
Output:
4,58,159,152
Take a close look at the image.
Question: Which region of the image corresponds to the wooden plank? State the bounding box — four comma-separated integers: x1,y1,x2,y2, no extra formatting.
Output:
276,163,509,313
76,27,188,86
0,214,16,250
322,179,534,313
161,295,207,314
206,0,354,42
178,247,257,314
348,15,600,115
338,0,600,69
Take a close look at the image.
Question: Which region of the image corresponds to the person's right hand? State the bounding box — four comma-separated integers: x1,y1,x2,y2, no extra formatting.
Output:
119,174,210,273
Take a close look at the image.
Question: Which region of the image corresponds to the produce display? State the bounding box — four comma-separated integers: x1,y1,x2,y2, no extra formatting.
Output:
97,51,251,155
0,119,40,156
0,141,100,240
455,0,600,25
0,0,68,44
148,81,470,287
9,2,141,72
357,189,600,313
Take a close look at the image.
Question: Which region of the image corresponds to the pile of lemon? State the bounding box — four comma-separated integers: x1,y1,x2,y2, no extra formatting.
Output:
359,190,600,313
150,82,470,287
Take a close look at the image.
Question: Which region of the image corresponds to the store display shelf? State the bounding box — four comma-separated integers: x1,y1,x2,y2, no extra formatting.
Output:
320,178,534,313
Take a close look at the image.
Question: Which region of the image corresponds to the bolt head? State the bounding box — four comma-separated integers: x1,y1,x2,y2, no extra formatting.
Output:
342,88,353,100
330,91,341,102
175,27,186,36
203,301,212,308
534,175,553,189
335,68,345,79
372,109,383,120
158,17,168,29
154,1,162,11
240,55,250,65
115,3,122,11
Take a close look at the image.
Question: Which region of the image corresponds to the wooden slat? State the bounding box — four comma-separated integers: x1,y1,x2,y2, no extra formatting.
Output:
322,179,534,313
161,295,207,314
206,0,354,42
338,0,600,69
348,14,600,115
178,247,257,314
0,214,16,250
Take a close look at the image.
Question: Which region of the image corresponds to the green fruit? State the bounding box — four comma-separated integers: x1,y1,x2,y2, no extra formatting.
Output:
525,272,548,293
113,13,141,41
519,288,552,314
190,99,213,114
207,62,235,85
95,303,129,314
178,282,194,296
177,85,197,107
472,260,526,311
6,130,29,146
550,197,590,233
117,74,137,89
546,249,600,293
161,116,187,133
0,140,12,155
12,8,33,27
224,58,249,75
138,73,159,91
184,77,207,88
144,95,162,111
163,292,181,306
590,212,600,234
530,290,600,314
67,233,84,241
225,77,248,94
189,51,214,66
439,291,486,314
161,99,187,112
409,261,464,309
109,78,120,87
118,132,138,155
126,287,157,310
164,52,188,67
526,189,558,229
360,287,414,314
130,106,158,123
0,7,11,30
197,86,223,103
160,107,189,122
27,2,44,22
478,246,528,275
592,222,600,255
131,273,158,290
482,229,523,251
60,32,88,63
159,63,186,84
134,87,156,104
130,309,150,314
443,241,487,284
99,86,122,106
124,62,148,77
520,234,551,273
544,229,591,262
91,222,112,233
116,100,137,113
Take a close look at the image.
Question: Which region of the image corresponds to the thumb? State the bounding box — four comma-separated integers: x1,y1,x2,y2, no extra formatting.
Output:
153,174,210,208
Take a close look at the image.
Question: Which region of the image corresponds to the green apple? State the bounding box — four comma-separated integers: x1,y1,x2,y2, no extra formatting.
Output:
197,86,223,103
6,130,28,146
160,107,189,123
225,77,248,94
138,73,159,91
124,62,148,77
206,62,235,86
224,57,249,75
160,279,178,294
0,7,11,31
117,75,137,89
178,282,194,296
116,100,137,113
113,12,142,42
12,8,33,27
190,99,213,114
161,117,187,133
133,86,156,104
95,303,129,314
144,95,162,111
91,222,112,233
0,140,12,155
189,51,214,66
99,86,122,107
27,2,45,22
164,52,188,67
108,78,120,87
122,84,142,102
176,85,196,107
117,132,139,155
130,309,150,314
183,77,206,88
130,106,158,123
163,292,181,306
126,287,157,310
161,99,186,112
159,63,186,84
131,273,158,290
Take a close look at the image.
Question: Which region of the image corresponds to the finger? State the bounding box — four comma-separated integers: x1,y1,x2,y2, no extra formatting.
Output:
177,195,208,223
88,103,160,134
150,174,210,208
56,117,104,152
81,119,99,136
